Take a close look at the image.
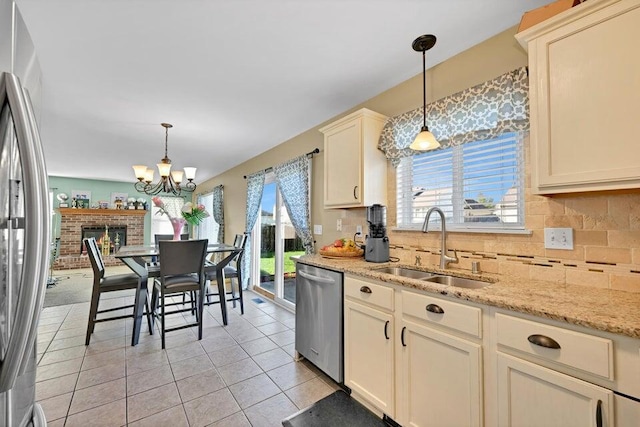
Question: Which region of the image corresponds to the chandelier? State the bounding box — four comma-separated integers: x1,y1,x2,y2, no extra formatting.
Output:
132,123,197,196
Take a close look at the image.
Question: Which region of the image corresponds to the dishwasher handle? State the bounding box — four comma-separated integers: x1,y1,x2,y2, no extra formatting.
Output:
298,269,336,284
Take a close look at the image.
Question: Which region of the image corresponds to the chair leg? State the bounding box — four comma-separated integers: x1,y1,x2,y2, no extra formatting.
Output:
85,289,101,345
145,294,153,336
205,280,211,304
229,277,237,308
160,290,166,350
236,277,244,315
197,288,204,340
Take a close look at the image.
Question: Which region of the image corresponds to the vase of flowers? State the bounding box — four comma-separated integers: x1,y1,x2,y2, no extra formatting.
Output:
152,197,209,240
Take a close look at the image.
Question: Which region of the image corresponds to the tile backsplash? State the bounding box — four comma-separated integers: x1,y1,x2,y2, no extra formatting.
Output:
336,137,640,293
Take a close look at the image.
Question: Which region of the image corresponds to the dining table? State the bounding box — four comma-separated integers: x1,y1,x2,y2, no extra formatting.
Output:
114,242,241,346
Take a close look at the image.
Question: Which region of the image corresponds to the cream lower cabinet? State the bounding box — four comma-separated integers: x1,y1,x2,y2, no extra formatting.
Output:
399,320,483,427
497,353,613,427
344,299,395,417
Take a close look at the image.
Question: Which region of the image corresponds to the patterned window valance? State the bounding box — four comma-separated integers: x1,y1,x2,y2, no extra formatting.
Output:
378,66,529,166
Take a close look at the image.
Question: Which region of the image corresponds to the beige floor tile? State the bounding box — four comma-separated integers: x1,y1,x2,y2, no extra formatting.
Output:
207,344,249,367
228,373,281,409
240,336,278,357
128,404,189,427
68,377,126,415
38,315,67,326
227,326,265,343
38,391,73,422
59,319,89,331
84,336,127,355
65,398,126,427
281,342,296,358
266,361,317,391
170,354,213,381
243,393,299,427
217,357,263,386
38,345,86,366
37,331,56,346
166,341,206,363
183,388,241,427
246,314,277,327
200,333,238,354
208,411,252,427
47,335,86,352
268,330,295,347
36,372,78,401
125,339,164,359
44,418,65,427
127,364,174,396
92,318,126,333
82,348,126,371
252,347,292,372
281,318,295,329
176,367,225,402
256,321,289,336
53,326,86,340
90,326,127,342
126,348,169,375
76,361,125,390
285,377,334,410
269,310,295,322
36,357,83,382
127,383,182,423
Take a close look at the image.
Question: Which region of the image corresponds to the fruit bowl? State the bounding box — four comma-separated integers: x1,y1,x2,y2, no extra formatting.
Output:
319,238,364,258
319,248,364,258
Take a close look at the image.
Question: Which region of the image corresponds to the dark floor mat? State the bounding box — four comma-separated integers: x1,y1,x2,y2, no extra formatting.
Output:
282,390,388,427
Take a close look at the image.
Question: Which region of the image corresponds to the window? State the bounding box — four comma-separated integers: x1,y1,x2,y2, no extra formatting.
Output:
197,192,221,244
397,132,524,231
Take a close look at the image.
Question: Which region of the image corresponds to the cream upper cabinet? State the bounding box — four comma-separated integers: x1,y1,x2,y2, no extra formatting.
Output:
320,108,388,208
516,0,640,194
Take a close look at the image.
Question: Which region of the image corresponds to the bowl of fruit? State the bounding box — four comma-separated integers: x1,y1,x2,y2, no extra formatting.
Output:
319,238,364,258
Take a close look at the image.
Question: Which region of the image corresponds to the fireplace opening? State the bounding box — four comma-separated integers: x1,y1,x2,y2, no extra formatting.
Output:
81,225,127,255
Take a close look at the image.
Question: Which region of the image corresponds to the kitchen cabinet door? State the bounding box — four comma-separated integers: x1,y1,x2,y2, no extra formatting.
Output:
399,320,483,427
344,299,395,417
497,353,613,427
516,0,640,194
321,108,387,208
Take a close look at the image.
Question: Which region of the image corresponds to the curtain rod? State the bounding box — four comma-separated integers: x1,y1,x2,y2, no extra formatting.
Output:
243,148,319,179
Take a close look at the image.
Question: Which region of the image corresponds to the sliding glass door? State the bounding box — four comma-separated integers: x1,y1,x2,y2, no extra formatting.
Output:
251,173,304,309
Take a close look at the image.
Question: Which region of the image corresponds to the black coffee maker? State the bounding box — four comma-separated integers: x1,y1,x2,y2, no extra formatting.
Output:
365,204,390,263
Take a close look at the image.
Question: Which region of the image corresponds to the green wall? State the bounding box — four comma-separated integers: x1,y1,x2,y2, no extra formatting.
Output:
48,176,153,244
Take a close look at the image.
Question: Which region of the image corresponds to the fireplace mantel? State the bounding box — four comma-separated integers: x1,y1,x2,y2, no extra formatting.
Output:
57,208,148,216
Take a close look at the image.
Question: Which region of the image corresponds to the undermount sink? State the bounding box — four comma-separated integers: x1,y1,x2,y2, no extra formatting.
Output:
373,266,492,289
373,267,438,280
423,275,492,289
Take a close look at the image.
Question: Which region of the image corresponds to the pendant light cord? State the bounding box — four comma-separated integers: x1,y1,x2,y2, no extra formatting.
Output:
422,49,427,129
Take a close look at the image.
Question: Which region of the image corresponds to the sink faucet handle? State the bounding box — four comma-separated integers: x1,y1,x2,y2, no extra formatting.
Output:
445,249,458,264
415,255,422,266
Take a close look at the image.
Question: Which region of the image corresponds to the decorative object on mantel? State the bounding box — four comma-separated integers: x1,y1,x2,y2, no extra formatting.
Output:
71,190,91,209
409,34,440,151
56,192,69,208
132,122,197,196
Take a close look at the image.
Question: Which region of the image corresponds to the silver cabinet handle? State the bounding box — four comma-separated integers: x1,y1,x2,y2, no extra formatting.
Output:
359,286,372,294
527,334,561,349
0,73,50,392
426,304,444,314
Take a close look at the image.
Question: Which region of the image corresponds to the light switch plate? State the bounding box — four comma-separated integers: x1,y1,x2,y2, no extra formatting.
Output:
336,219,342,231
313,224,322,235
544,227,574,250
356,225,362,235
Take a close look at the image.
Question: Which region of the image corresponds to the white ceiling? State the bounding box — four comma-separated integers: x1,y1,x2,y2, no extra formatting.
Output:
15,0,550,184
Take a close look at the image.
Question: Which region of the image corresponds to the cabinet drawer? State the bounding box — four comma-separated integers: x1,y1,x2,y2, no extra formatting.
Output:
496,313,613,380
402,291,482,339
345,277,394,311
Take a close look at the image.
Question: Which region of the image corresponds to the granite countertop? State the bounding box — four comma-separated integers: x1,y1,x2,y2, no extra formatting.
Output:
296,254,640,339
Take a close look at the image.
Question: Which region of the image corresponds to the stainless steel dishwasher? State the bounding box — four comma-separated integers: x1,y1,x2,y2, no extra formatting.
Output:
295,263,343,383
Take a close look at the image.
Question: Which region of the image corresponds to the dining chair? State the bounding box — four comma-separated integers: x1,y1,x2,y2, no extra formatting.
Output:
150,239,208,349
84,237,152,345
205,233,248,314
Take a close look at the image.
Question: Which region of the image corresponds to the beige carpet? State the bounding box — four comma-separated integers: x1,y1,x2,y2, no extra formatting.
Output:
43,266,135,308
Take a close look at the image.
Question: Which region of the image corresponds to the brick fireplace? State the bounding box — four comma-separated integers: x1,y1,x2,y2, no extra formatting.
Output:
53,208,147,270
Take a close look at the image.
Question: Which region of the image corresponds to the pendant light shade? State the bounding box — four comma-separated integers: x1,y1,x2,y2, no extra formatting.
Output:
410,34,440,151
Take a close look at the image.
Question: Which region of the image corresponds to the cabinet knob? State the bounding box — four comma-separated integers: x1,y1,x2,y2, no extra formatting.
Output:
359,286,372,294
527,334,561,349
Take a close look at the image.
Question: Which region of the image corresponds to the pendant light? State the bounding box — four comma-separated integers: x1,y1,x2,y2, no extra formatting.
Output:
410,34,440,151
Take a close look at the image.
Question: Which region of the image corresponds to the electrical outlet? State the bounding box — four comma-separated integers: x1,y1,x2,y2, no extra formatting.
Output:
336,219,342,232
544,227,574,250
313,224,322,235
356,225,362,235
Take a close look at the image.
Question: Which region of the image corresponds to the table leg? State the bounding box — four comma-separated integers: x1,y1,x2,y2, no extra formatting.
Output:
216,269,228,325
131,277,149,346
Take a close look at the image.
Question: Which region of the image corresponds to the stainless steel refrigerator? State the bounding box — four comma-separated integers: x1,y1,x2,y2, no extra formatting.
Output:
0,71,49,426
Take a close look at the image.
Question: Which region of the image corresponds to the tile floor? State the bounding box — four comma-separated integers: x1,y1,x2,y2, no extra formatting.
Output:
36,288,340,426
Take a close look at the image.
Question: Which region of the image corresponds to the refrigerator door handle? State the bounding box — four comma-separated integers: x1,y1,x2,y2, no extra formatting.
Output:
0,72,50,392
298,269,335,284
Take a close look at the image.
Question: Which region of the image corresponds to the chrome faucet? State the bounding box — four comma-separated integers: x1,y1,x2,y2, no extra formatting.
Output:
422,207,458,269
